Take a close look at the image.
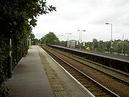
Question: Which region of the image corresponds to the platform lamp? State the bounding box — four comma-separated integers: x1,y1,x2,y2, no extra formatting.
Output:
66,33,72,47
105,23,113,53
77,29,86,50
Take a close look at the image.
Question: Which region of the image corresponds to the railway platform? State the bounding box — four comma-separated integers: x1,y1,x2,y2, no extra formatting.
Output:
6,46,54,97
6,45,92,97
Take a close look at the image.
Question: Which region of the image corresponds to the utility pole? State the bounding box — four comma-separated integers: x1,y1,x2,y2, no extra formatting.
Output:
105,23,113,53
121,34,124,54
77,29,86,50
66,33,72,47
9,38,12,78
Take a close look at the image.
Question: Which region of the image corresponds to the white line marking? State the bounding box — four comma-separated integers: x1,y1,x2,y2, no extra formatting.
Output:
39,46,95,97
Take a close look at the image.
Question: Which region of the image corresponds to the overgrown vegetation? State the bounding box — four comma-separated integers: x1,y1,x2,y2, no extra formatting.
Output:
86,39,129,55
40,32,59,45
0,0,55,96
31,34,40,45
40,32,129,55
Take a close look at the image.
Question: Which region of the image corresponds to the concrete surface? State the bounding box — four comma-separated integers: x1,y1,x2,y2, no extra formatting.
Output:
7,46,54,97
7,45,94,97
38,46,94,97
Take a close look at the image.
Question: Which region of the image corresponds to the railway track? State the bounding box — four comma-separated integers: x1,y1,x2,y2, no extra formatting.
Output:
41,45,121,97
50,45,129,74
50,46,129,84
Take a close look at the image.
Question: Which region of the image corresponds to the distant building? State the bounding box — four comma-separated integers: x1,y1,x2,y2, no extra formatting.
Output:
82,42,86,46
67,40,76,48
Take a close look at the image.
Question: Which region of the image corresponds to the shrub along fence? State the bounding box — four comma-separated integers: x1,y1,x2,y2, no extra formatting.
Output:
0,36,29,97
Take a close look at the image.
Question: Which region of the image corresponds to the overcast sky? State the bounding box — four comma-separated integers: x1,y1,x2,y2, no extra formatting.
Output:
32,0,129,42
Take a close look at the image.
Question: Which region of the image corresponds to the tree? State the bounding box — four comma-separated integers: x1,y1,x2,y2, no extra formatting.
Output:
41,32,59,45
33,38,39,45
113,40,129,55
92,39,98,50
0,0,56,40
31,34,39,45
59,41,67,47
97,40,105,51
0,0,56,96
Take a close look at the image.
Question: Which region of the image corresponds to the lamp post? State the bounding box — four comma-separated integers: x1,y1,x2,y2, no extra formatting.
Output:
121,34,124,54
105,23,113,53
77,29,86,50
66,33,72,47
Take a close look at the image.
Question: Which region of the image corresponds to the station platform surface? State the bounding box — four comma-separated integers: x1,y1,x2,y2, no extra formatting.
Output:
52,45,129,63
7,45,92,97
7,46,54,97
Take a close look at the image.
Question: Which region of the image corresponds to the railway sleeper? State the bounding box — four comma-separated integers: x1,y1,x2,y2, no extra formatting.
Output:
91,91,109,97
84,85,108,93
42,46,121,97
77,78,89,82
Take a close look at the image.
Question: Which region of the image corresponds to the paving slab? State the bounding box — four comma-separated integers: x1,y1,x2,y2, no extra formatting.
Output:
7,46,54,97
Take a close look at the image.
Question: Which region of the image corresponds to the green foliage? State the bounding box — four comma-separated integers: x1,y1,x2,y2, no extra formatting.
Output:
0,0,56,39
96,41,105,51
92,39,98,50
0,0,56,76
0,0,56,96
104,41,111,51
32,38,39,45
0,83,10,97
31,34,35,40
0,37,10,97
85,42,92,48
0,66,6,85
112,40,129,54
59,41,67,47
41,32,59,45
30,33,39,45
84,39,129,55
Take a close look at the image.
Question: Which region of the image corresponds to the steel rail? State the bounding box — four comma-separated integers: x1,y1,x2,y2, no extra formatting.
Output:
42,46,120,97
52,48,129,84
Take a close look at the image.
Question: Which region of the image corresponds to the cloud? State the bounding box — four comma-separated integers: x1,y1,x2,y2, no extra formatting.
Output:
87,1,129,26
33,0,129,41
112,0,129,6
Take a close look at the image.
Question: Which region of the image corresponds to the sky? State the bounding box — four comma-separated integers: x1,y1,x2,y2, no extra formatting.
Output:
32,0,129,42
